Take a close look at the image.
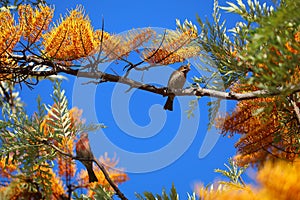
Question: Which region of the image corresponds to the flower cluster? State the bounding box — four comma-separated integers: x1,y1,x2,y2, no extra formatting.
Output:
19,4,54,43
142,29,200,65
196,159,300,200
43,6,96,60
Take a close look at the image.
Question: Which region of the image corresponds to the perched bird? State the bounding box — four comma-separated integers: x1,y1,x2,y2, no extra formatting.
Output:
76,133,98,183
164,64,191,111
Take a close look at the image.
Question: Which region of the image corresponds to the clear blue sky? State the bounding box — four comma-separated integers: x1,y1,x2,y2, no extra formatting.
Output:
19,0,272,199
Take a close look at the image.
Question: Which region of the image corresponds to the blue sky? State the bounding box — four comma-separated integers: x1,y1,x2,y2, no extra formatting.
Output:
18,0,273,199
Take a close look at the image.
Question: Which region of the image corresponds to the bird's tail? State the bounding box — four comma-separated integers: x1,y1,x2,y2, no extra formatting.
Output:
164,96,174,111
86,164,98,183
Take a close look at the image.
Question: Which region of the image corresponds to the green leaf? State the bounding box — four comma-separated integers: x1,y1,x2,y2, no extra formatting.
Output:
143,192,156,200
170,183,178,200
92,185,113,200
252,107,265,116
135,193,146,200
207,99,221,130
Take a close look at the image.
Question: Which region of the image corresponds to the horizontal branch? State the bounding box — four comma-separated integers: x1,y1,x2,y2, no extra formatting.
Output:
179,86,300,100
74,71,300,101
4,54,300,101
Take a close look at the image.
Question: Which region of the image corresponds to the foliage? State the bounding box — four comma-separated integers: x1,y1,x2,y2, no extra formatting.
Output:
0,81,128,199
242,0,299,91
134,159,248,200
73,185,112,200
193,0,243,89
214,158,248,186
0,3,200,78
158,0,300,197
216,87,300,166
1,0,296,132
182,0,299,130
180,0,236,125
217,0,299,92
215,0,300,167
135,183,179,200
139,158,300,200
196,158,300,200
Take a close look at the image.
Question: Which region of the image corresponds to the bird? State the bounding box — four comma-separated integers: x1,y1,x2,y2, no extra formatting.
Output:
75,133,98,183
164,63,191,111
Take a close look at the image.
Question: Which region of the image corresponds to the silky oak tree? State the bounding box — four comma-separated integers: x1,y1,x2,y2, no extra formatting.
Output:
0,0,299,199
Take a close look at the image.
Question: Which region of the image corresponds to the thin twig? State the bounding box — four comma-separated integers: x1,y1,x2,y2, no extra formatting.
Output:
93,158,128,200
238,176,246,186
123,30,167,77
0,82,12,106
96,17,105,62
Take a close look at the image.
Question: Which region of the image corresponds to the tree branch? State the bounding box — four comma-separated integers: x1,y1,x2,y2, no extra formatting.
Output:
4,54,300,101
75,71,300,100
93,158,128,200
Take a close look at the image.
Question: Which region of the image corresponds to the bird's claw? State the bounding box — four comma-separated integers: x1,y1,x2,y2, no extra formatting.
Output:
163,87,169,97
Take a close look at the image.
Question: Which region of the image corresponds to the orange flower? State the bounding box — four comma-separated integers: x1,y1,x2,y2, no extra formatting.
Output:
43,6,96,60
35,165,66,198
285,31,300,55
57,136,76,178
142,30,200,65
217,82,300,167
0,157,17,179
0,164,65,199
257,159,300,200
195,182,254,200
97,28,155,61
0,11,20,54
19,4,54,43
195,159,300,200
285,42,298,54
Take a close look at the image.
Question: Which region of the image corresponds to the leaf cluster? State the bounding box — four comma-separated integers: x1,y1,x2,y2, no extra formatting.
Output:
135,183,182,200
0,81,104,198
185,0,298,124
214,158,248,186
